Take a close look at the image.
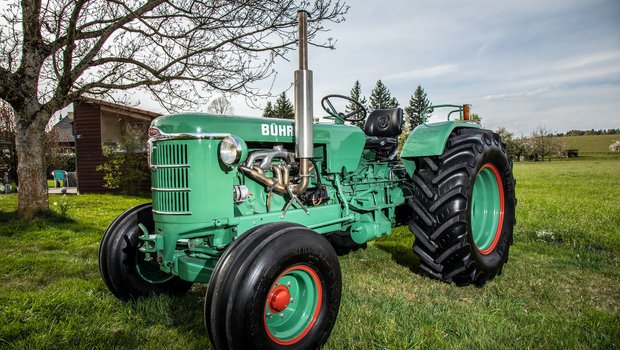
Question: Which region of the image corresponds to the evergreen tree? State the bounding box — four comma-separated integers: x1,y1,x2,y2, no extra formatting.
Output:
389,97,399,108
272,92,295,119
345,80,368,128
369,80,399,111
263,101,275,118
404,85,431,130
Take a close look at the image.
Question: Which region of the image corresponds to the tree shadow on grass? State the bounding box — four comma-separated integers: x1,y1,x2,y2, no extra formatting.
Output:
374,241,423,275
0,209,78,235
0,208,76,222
0,209,78,237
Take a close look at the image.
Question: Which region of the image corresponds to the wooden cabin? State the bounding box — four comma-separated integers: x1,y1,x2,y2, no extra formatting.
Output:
72,98,161,193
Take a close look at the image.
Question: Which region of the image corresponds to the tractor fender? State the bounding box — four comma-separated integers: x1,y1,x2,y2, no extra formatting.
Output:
399,121,481,177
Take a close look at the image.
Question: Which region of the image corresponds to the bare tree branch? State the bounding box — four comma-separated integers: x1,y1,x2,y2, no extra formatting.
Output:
0,0,349,216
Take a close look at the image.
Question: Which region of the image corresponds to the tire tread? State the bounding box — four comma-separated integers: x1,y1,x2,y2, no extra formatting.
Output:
409,128,516,285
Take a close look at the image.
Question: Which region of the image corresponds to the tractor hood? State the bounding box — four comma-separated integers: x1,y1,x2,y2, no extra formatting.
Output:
150,113,366,172
151,113,364,147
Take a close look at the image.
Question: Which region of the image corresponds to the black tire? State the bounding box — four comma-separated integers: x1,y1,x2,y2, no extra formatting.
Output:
205,223,341,350
99,203,192,300
409,128,516,286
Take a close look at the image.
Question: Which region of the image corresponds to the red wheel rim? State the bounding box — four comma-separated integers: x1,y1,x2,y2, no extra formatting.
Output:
264,264,322,345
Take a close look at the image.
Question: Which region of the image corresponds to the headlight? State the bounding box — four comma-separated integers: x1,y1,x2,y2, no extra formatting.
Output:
219,135,246,166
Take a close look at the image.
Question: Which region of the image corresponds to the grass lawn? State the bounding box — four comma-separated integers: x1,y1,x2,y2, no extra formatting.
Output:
1,157,619,349
557,134,620,154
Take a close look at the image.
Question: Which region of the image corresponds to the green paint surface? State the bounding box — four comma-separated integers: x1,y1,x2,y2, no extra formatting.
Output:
471,166,502,251
151,113,366,173
146,114,494,282
400,121,480,158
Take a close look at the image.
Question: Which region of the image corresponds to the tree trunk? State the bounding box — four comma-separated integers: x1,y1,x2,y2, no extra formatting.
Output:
15,109,50,218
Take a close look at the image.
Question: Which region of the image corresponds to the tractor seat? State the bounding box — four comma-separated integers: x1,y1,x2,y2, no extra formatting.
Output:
363,108,404,138
363,108,403,160
363,108,403,147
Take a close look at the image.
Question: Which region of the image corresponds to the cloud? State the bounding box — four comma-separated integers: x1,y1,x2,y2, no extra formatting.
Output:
500,54,620,91
553,50,620,71
481,87,554,101
383,64,459,82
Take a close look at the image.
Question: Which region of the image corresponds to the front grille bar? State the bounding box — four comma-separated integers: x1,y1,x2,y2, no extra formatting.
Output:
152,187,191,192
152,210,192,216
151,164,190,170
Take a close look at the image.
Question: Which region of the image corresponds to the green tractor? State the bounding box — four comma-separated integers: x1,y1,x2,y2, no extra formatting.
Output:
99,11,516,350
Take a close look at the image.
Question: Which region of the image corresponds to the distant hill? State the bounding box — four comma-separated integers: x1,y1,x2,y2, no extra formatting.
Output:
557,134,619,153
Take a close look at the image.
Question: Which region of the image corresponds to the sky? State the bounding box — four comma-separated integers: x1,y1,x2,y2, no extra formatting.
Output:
38,0,620,134
212,0,619,135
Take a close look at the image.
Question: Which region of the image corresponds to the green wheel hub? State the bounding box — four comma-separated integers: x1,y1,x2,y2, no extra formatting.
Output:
264,265,322,345
471,163,505,254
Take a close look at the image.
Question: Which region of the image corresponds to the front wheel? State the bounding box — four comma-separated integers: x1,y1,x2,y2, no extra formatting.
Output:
205,223,341,350
99,203,192,300
409,128,516,286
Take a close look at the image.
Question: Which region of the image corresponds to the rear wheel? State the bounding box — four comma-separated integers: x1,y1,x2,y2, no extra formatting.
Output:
409,128,516,286
99,203,192,300
205,223,341,350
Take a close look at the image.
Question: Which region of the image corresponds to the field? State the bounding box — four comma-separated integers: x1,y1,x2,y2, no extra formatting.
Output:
1,157,619,349
557,134,619,154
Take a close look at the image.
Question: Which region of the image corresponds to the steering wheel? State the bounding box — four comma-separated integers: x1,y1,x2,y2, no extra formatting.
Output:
321,94,367,122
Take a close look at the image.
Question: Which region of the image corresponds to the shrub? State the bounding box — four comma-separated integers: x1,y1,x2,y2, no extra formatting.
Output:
97,124,149,195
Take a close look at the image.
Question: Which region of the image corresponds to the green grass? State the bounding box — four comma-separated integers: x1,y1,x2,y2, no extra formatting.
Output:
513,157,620,255
557,134,620,154
1,158,619,349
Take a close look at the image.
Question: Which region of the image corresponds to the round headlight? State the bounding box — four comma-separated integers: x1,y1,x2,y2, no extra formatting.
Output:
219,135,246,166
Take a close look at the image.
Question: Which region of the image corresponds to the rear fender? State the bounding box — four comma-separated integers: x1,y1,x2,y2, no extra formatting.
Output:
400,121,481,177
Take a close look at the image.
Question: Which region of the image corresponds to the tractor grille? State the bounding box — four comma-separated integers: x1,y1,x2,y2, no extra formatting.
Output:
151,142,191,215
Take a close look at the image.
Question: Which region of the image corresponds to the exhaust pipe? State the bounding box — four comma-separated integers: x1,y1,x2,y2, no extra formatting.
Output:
290,10,313,194
294,10,313,160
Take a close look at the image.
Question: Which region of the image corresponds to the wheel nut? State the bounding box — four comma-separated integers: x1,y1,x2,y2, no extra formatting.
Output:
287,282,292,287
280,313,286,318
290,298,295,303
266,313,272,319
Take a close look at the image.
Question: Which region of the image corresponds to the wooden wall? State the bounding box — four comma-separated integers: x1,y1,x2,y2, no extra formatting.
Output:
74,102,106,193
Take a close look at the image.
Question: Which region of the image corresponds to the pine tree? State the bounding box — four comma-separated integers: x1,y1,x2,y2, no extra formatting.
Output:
272,92,294,119
263,101,275,118
345,80,368,128
369,80,399,111
389,97,399,108
404,85,431,130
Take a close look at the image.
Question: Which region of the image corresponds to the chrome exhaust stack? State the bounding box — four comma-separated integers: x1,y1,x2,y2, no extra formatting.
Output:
294,10,313,160
290,10,313,195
